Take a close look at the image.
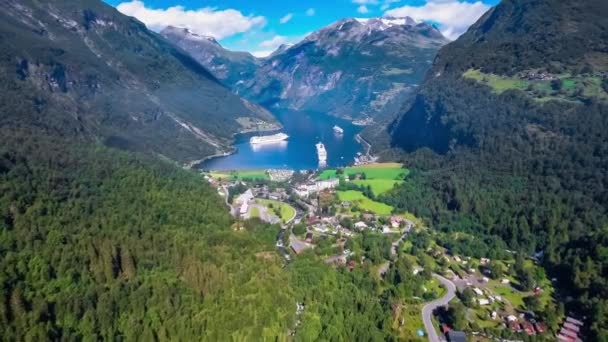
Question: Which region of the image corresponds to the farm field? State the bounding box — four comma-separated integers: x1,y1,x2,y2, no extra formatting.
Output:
353,179,401,195
319,163,408,181
337,190,394,215
209,170,269,180
256,199,296,223
463,69,608,102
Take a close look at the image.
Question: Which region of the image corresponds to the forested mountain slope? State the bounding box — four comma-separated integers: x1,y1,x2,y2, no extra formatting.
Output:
0,1,403,339
386,0,608,338
0,0,275,164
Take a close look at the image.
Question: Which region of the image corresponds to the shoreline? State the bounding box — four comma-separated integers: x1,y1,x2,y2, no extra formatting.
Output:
186,127,285,170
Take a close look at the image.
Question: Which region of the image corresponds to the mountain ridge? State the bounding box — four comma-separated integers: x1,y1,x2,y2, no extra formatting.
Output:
163,16,449,120
0,0,276,164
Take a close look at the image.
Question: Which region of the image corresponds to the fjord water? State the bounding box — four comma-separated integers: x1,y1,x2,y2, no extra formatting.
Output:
199,110,363,171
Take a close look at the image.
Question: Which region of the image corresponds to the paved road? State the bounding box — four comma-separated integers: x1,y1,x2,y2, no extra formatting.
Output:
422,274,457,342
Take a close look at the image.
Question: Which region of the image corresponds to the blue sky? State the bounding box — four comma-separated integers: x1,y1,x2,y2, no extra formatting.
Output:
105,0,500,57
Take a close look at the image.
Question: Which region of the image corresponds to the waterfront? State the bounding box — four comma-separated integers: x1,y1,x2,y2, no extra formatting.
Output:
198,110,364,171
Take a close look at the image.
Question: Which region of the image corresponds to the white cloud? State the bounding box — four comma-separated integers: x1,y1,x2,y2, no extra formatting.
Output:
115,0,266,40
357,5,370,14
385,0,490,40
279,13,293,24
251,50,275,58
259,35,288,48
305,8,316,16
353,0,378,4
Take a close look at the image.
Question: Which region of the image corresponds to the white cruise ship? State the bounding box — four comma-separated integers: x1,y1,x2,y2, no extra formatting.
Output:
316,142,327,162
250,132,289,144
333,125,344,134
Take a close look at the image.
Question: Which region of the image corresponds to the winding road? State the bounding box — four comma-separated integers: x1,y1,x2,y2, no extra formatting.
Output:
422,274,457,342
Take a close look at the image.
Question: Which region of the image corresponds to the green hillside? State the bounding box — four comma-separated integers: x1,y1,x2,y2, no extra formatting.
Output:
0,0,275,164
388,0,608,338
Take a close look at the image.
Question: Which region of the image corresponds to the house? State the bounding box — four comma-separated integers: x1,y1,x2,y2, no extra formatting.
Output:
534,323,546,333
354,221,368,229
239,201,249,215
501,278,510,284
523,322,535,335
478,298,490,305
235,189,254,205
446,331,466,342
341,201,351,208
481,276,490,283
480,257,491,265
453,255,462,263
362,213,375,221
563,322,580,333
491,311,498,320
509,321,521,332
473,288,484,296
507,315,517,322
324,255,346,265
268,192,281,200
305,232,314,243
566,316,584,326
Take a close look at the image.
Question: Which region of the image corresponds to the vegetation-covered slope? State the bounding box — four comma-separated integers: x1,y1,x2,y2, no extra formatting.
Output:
386,0,608,338
0,0,275,164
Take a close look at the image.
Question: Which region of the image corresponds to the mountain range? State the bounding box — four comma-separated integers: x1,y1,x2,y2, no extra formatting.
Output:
0,0,276,164
163,17,449,120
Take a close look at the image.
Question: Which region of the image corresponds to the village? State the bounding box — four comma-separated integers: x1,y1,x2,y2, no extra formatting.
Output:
203,164,585,342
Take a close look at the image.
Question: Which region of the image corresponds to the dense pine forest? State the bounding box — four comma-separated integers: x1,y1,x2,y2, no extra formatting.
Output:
384,0,608,338
0,129,409,340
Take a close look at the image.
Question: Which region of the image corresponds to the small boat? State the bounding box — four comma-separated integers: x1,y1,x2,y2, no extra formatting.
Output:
333,125,344,134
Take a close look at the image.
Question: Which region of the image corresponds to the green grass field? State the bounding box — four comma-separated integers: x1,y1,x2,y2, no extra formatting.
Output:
464,69,608,102
353,179,401,195
463,69,528,93
337,190,394,215
320,163,408,182
209,170,269,181
256,199,296,223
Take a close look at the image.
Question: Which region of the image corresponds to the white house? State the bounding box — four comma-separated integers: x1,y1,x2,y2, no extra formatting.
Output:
354,221,368,229
473,288,484,296
235,189,253,205
478,298,490,305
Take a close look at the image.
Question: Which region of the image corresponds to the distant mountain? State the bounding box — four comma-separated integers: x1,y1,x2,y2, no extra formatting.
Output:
165,17,448,120
0,0,276,163
160,26,260,89
241,17,449,119
385,0,608,338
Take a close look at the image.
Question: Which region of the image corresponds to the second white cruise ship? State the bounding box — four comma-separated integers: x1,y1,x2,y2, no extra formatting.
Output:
316,142,327,162
250,132,289,144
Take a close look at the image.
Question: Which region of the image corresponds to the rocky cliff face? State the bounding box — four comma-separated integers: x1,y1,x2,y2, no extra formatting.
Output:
0,0,275,163
160,26,260,89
